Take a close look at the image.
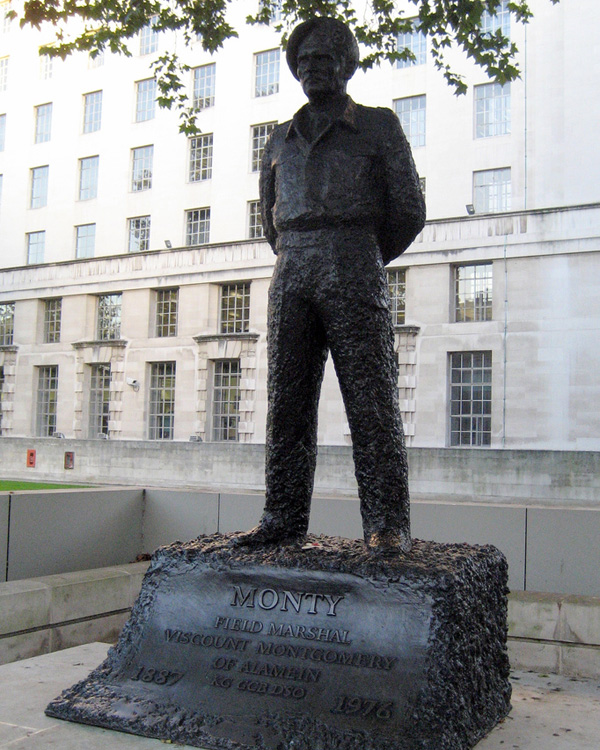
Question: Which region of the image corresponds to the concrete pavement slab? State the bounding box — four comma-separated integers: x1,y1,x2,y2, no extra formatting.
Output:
0,643,598,749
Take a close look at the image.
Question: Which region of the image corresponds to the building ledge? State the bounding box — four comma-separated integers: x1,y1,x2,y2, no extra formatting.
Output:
0,345,18,353
71,340,128,349
193,333,260,344
394,325,420,335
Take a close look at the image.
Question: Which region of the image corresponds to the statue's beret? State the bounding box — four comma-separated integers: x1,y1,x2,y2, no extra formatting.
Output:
286,17,360,81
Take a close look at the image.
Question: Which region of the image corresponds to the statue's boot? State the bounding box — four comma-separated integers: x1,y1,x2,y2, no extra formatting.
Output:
229,513,305,548
364,528,412,554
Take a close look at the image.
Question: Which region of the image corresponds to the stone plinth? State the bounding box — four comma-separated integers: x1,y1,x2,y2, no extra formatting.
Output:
46,534,511,749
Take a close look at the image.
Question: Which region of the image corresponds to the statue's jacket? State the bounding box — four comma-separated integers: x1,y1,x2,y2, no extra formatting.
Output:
259,97,426,268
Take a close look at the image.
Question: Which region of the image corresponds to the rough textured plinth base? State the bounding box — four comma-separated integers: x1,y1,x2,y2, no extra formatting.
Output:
46,534,511,749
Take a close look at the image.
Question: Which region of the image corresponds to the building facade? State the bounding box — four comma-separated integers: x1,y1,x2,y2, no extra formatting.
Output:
0,0,599,454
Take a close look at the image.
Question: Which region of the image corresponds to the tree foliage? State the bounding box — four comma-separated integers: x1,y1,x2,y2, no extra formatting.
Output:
11,0,559,133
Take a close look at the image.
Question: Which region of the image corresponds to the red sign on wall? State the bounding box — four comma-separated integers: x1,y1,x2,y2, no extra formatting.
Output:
26,449,36,467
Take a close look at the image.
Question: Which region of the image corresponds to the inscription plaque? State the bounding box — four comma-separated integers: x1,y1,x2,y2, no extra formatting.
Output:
46,535,511,750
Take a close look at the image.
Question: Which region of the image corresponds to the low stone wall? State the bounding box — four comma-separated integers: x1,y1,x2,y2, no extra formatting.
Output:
0,563,149,666
1,437,599,507
1,564,599,679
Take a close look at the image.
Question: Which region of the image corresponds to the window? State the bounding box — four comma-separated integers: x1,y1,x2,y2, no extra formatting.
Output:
76,223,96,259
394,95,426,148
79,155,99,200
36,365,58,437
0,113,5,150
0,57,8,91
83,91,102,133
128,215,151,252
43,298,61,343
88,51,104,69
97,293,122,340
220,282,250,334
149,362,176,440
396,22,426,68
30,165,49,208
482,0,510,38
2,2,13,34
139,16,159,55
155,288,178,337
189,133,213,181
455,264,493,322
185,207,210,245
212,360,241,441
254,49,280,97
34,103,52,143
473,167,511,213
131,145,153,191
135,78,156,122
248,200,264,239
39,54,53,80
474,83,510,138
387,269,406,326
192,63,216,109
0,301,14,345
27,231,45,264
258,0,282,23
251,122,276,172
89,363,111,438
449,351,492,446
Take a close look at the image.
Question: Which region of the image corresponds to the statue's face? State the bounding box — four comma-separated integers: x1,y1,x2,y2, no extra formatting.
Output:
296,29,347,102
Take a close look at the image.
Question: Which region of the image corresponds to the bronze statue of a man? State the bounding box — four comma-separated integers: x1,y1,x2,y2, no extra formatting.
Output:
235,17,426,552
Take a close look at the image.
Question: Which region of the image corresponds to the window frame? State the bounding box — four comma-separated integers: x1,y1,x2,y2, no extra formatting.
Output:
454,263,493,323
188,133,213,182
148,361,176,440
96,293,122,341
473,167,512,213
78,155,99,201
75,223,96,259
82,90,102,133
219,282,251,334
394,95,426,149
135,77,157,122
155,288,178,338
131,145,154,192
27,231,45,264
34,103,52,144
43,298,61,343
0,301,14,346
250,121,276,172
30,165,49,209
192,63,216,110
254,48,280,98
387,268,406,326
128,215,151,253
36,364,59,437
474,82,511,139
212,359,241,442
396,22,426,68
185,207,210,246
89,363,111,438
449,351,492,447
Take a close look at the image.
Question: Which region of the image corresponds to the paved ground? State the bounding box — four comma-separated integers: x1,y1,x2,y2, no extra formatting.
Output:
0,643,598,748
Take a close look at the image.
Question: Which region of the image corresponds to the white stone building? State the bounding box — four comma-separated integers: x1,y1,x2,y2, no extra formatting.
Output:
0,0,599,458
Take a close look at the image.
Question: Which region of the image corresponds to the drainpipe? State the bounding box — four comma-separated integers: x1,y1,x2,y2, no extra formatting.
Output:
502,233,508,447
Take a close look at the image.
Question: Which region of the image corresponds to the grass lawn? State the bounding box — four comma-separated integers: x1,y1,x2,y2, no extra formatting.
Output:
0,480,93,491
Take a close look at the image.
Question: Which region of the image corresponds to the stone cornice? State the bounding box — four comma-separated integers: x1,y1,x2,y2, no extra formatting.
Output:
193,333,260,344
71,339,128,349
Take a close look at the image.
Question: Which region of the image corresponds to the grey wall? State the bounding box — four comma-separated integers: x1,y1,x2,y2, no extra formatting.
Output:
1,438,598,509
1,486,599,597
142,489,219,552
7,489,144,580
0,494,8,583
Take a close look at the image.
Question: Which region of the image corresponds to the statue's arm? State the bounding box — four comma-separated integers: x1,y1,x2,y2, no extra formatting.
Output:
259,133,278,252
377,109,426,265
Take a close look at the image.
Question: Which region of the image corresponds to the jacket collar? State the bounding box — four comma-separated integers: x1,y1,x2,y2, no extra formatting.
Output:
286,97,360,141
